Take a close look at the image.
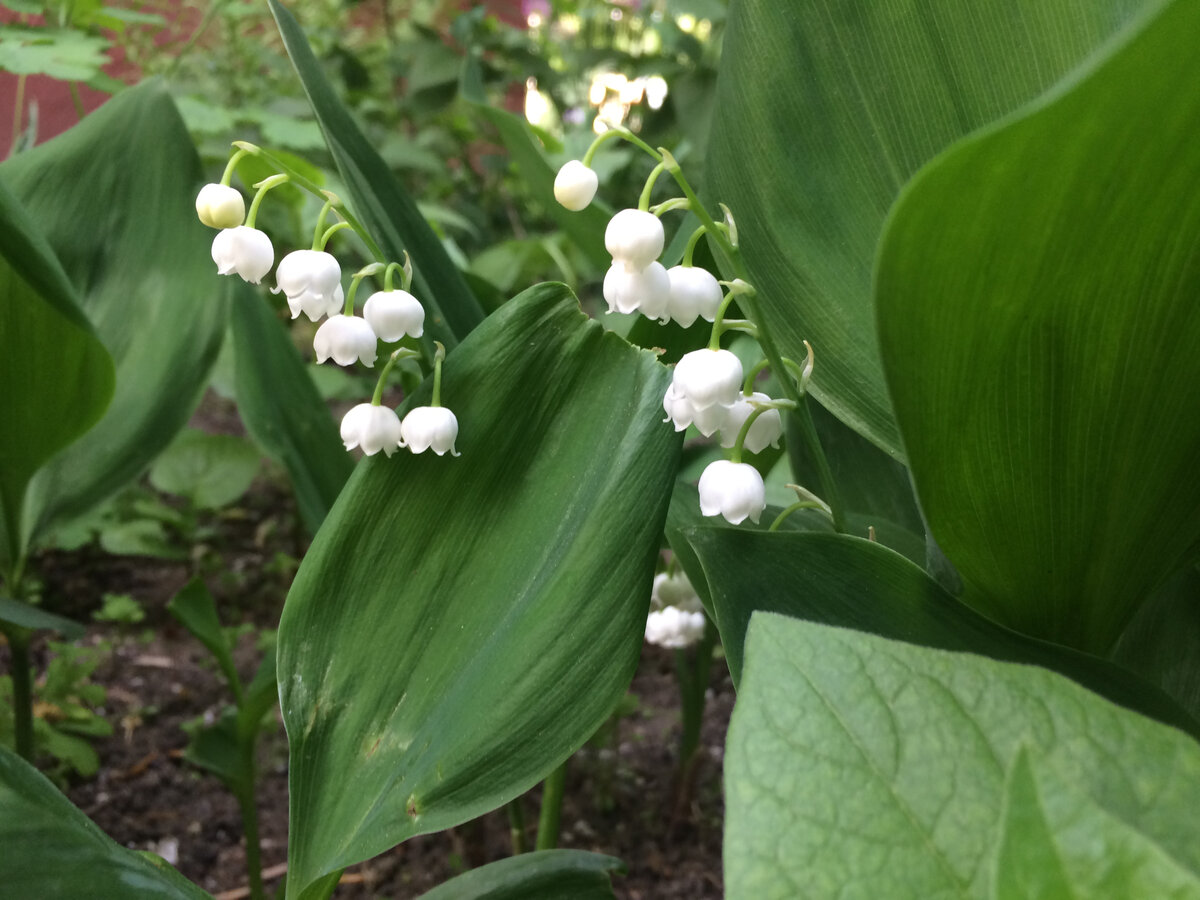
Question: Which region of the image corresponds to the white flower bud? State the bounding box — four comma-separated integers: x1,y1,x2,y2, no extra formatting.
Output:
196,183,245,230
363,289,425,341
602,261,670,319
717,392,784,454
274,250,342,322
553,160,599,211
211,226,274,284
340,403,402,456
666,265,723,327
645,606,706,649
314,314,377,367
672,348,743,411
605,208,664,268
651,571,703,614
698,459,766,525
400,406,460,456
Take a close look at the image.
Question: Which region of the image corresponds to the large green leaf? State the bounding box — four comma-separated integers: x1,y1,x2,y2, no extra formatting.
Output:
875,0,1200,652
0,180,114,576
0,745,211,898
2,81,228,546
267,0,485,347
725,613,1200,898
279,284,679,898
230,289,353,532
685,528,1199,739
708,0,1148,456
419,850,623,900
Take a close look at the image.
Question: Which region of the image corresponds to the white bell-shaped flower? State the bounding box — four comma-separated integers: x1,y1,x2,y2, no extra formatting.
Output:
603,261,670,319
651,571,703,614
605,208,664,268
666,265,723,327
717,392,784,454
196,183,246,230
274,249,342,322
314,314,377,367
645,606,706,649
400,406,460,456
363,289,425,341
553,160,599,211
661,383,727,436
340,403,402,456
211,226,274,284
672,348,743,411
698,459,766,525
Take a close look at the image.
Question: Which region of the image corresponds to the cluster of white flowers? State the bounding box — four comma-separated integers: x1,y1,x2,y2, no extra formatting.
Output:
198,178,457,460
645,571,706,649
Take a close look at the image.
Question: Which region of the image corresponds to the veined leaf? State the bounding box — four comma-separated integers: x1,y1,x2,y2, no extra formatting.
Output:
418,850,624,900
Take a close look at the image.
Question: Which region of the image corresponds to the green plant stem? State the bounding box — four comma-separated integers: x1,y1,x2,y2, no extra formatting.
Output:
675,617,717,770
792,396,845,533
235,763,266,900
535,761,567,851
506,799,527,854
8,626,34,761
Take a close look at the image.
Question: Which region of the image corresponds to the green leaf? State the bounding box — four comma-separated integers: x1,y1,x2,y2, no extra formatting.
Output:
0,745,211,898
708,0,1147,456
0,27,110,81
994,747,1200,900
267,0,485,347
725,613,1200,899
230,292,351,532
279,284,679,898
149,429,260,510
686,528,1199,738
167,580,239,696
0,181,115,576
418,850,624,900
0,596,83,640
2,81,229,545
875,0,1200,652
183,708,247,793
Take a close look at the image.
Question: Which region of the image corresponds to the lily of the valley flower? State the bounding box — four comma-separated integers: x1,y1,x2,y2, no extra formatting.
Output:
553,160,599,211
605,208,664,268
662,384,727,436
314,314,377,367
400,406,460,456
645,606,706,649
363,289,425,341
340,403,402,456
211,226,273,284
196,183,246,230
698,459,766,525
275,249,342,321
717,392,784,454
664,348,743,434
651,571,703,614
603,261,670,319
665,265,723,327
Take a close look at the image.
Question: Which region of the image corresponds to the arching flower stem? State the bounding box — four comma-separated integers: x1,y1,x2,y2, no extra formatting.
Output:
371,348,421,406
245,174,289,229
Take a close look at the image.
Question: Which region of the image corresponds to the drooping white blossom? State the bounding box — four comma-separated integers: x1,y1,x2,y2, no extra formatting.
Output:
274,249,342,322
717,392,784,454
698,459,766,525
195,183,245,230
651,571,703,614
661,383,728,437
211,226,274,284
604,208,664,268
553,160,599,211
314,314,378,367
603,261,670,319
645,606,706,649
665,265,723,327
340,403,402,456
363,289,425,341
400,406,460,456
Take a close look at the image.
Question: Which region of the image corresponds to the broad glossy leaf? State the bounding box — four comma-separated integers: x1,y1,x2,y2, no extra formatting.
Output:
149,429,260,510
2,81,228,544
708,0,1147,456
995,747,1200,900
279,284,679,898
0,181,114,575
268,0,485,346
685,528,1198,738
0,745,210,898
725,613,1200,898
875,0,1200,652
230,290,351,533
419,850,623,900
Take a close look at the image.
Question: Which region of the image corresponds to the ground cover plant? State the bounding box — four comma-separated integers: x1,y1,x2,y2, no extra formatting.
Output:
2,0,1200,898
